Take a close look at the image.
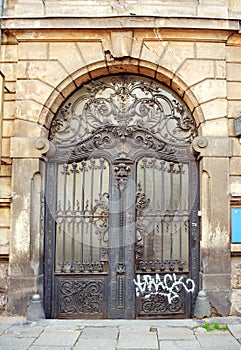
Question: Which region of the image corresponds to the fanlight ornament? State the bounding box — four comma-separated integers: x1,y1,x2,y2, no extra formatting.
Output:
50,75,196,146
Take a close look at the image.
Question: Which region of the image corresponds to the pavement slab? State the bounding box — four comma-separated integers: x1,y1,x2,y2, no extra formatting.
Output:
5,324,44,338
74,338,117,350
196,332,241,349
0,324,12,335
0,317,25,325
31,329,80,347
29,347,72,350
74,326,119,350
42,320,83,330
228,324,241,339
159,339,201,349
199,348,241,350
0,333,34,350
117,326,159,350
157,327,196,340
79,326,119,339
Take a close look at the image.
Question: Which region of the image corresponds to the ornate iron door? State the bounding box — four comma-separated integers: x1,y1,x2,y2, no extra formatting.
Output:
134,157,198,317
44,75,199,319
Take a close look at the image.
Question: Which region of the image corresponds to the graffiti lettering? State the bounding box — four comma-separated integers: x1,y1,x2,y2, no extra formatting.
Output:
133,273,195,304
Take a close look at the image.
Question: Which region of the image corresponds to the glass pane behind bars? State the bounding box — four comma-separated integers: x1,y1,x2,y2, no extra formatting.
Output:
55,158,109,273
136,158,189,272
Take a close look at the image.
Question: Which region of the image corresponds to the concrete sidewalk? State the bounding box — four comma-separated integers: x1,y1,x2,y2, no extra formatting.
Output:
0,317,241,350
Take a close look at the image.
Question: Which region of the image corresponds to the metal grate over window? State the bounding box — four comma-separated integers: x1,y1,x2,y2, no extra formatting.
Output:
55,158,109,273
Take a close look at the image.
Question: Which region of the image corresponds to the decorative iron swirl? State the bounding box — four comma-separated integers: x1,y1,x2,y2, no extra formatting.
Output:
59,279,103,315
49,75,196,146
141,292,183,314
139,281,184,315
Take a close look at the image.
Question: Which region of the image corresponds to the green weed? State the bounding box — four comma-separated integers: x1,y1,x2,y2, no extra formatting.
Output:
203,322,213,332
202,322,228,332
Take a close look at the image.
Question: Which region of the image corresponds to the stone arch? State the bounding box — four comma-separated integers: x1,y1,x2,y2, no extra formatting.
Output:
38,59,204,134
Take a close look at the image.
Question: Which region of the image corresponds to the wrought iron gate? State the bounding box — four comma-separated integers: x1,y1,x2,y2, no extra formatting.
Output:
44,74,199,319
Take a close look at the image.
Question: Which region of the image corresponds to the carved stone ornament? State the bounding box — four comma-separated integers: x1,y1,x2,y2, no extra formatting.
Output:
49,75,197,149
35,137,57,158
192,136,208,153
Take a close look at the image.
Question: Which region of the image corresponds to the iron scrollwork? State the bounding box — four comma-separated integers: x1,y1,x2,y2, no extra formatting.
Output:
58,278,104,316
140,287,184,315
49,75,197,147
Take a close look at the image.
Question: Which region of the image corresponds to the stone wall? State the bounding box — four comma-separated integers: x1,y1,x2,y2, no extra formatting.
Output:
3,0,241,19
1,0,241,316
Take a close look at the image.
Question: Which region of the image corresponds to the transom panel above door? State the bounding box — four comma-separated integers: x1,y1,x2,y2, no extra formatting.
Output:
44,74,199,319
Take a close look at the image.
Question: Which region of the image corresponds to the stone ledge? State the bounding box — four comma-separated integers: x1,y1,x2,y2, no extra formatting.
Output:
2,16,239,31
192,136,231,157
10,137,50,158
0,197,12,204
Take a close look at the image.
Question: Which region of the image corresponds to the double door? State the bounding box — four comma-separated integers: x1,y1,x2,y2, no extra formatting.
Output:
45,138,199,319
44,74,199,319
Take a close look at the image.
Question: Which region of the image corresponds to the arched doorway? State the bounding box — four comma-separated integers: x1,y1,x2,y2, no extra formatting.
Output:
44,74,199,319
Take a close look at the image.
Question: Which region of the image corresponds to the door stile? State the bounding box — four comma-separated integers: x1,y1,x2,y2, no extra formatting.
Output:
108,185,120,317
189,159,200,316
44,162,57,318
108,161,136,319
124,166,136,319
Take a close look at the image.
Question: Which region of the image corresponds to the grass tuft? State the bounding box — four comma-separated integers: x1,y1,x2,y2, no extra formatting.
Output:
202,322,228,332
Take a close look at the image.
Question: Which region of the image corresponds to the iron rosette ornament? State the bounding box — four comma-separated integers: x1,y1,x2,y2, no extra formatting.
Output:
49,75,197,147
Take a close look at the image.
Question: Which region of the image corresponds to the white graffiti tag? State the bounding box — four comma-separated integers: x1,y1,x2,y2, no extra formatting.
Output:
133,273,195,304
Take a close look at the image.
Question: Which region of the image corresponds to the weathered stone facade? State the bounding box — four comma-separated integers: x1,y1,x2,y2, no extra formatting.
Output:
1,0,241,317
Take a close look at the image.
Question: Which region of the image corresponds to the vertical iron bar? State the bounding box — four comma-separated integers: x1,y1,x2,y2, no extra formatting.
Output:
80,160,86,267
119,190,124,263
179,164,184,268
117,275,124,308
99,159,104,261
170,162,174,214
114,163,130,266
169,163,174,269
99,158,104,195
142,159,147,257
90,159,95,263
152,159,156,262
160,160,165,270
179,164,183,213
61,164,68,272
160,160,165,213
152,159,156,212
70,162,77,272
160,160,165,268
161,218,164,265
143,158,147,194
170,222,173,262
